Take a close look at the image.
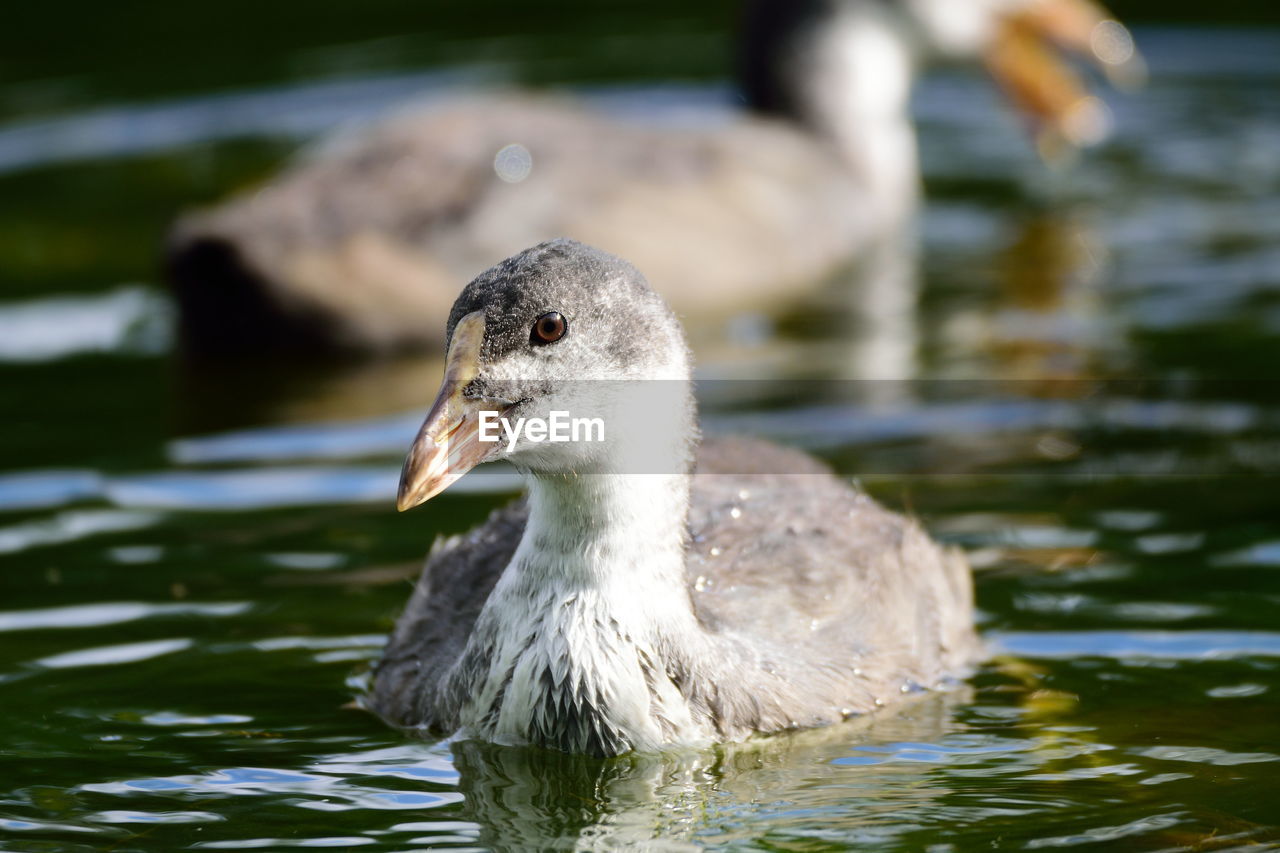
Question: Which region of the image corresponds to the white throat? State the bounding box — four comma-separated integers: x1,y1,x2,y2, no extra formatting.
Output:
801,3,921,223
447,471,708,754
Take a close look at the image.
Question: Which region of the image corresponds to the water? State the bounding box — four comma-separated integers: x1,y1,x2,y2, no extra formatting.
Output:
2,9,1279,852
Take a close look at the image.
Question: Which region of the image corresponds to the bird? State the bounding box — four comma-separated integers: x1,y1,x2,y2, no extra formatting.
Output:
166,0,1141,355
367,239,981,756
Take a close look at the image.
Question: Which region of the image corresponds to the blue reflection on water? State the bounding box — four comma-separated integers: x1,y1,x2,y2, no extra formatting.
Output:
994,630,1280,660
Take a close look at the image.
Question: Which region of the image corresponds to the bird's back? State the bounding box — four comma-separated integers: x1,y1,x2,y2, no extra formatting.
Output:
168,95,870,353
686,438,979,717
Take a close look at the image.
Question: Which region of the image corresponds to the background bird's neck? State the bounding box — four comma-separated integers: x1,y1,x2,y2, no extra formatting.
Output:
741,0,922,220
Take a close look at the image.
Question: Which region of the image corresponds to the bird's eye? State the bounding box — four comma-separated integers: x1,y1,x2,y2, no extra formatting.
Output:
531,311,567,345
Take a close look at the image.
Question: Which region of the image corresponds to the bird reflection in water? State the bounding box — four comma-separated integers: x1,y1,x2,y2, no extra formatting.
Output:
448,689,970,851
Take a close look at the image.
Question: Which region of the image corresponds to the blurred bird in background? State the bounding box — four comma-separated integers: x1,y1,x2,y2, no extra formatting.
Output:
165,0,1141,356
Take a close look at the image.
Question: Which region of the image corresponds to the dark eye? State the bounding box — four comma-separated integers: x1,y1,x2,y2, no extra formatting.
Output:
531,311,567,345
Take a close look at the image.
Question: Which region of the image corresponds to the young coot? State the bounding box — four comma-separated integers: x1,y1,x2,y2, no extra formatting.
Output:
369,239,981,756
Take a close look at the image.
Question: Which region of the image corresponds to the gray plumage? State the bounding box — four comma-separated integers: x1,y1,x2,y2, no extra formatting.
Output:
167,95,867,354
166,0,942,355
368,239,980,756
166,0,1131,355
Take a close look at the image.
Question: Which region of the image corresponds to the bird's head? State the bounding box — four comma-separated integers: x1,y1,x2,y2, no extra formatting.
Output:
397,240,695,511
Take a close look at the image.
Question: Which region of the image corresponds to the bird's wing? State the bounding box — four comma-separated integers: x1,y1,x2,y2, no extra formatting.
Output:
687,437,977,709
369,498,526,729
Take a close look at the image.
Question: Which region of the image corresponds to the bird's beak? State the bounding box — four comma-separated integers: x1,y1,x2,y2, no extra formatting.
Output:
986,0,1144,155
397,310,499,512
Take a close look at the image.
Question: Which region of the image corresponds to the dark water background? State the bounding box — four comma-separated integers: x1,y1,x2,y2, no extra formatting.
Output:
1,2,1279,850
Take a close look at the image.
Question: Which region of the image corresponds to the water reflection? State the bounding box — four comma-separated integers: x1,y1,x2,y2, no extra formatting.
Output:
0,287,169,363
979,214,1114,380
451,691,968,851
173,350,445,435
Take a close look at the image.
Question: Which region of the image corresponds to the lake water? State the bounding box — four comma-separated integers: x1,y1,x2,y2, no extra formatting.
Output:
1,12,1278,853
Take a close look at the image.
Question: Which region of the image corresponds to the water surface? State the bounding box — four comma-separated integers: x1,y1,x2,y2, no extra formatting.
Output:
1,14,1278,853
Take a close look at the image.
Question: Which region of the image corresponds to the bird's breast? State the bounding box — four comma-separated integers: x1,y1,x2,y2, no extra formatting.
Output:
450,587,709,756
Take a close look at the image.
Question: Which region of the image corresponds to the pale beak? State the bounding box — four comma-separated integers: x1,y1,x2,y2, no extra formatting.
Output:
397,311,502,512
986,0,1145,155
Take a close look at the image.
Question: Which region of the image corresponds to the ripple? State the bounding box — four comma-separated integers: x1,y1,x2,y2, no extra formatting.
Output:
1095,510,1162,531
1023,763,1144,781
993,630,1280,660
194,837,377,849
107,545,164,564
89,809,222,824
0,601,249,632
1137,745,1278,766
0,469,103,511
265,552,348,571
1206,682,1268,698
104,465,521,510
1212,540,1280,568
168,413,421,465
35,638,193,669
311,745,459,784
1133,532,1204,554
83,766,327,796
295,789,463,811
140,711,254,727
104,467,399,510
1107,601,1216,622
250,634,385,653
0,509,163,555
1025,813,1183,848
0,463,517,516
0,286,170,362
80,758,462,815
709,397,1272,461
1016,592,1093,615
391,819,475,831
0,816,104,834
835,736,1033,767
996,525,1098,549
1139,772,1193,786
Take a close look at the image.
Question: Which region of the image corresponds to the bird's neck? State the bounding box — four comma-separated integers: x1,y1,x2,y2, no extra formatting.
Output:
815,4,921,218
743,0,922,220
512,471,693,610
452,471,704,753
503,376,698,603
